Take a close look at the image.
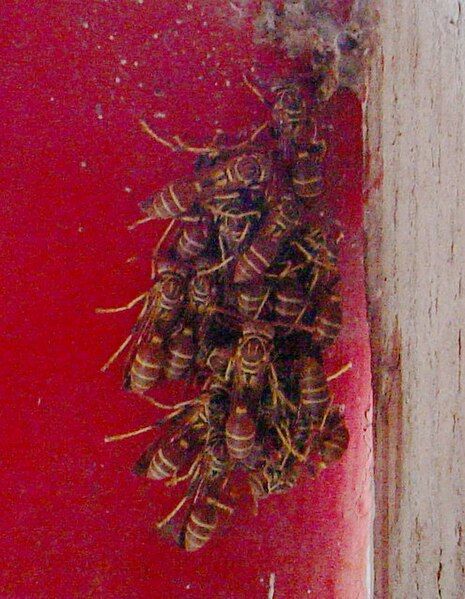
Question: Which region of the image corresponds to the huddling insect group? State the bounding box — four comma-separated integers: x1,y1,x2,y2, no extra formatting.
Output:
101,75,350,551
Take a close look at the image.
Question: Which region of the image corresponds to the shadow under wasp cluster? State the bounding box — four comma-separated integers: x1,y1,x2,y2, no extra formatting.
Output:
102,76,350,552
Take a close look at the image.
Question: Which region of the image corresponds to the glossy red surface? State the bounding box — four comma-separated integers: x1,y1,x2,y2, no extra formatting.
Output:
1,2,371,597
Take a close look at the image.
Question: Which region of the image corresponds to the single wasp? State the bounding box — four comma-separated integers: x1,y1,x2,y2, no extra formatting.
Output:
234,193,302,284
139,120,273,221
233,321,275,397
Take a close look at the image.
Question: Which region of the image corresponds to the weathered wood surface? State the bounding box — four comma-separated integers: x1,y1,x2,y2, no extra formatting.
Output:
365,1,465,597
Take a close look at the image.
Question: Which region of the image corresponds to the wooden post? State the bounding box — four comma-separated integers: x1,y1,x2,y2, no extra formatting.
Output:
365,1,465,596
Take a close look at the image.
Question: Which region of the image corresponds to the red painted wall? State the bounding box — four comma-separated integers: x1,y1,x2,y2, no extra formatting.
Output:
1,2,372,597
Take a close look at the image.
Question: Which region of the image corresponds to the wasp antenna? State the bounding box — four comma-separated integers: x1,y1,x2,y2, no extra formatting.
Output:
95,293,147,314
104,424,155,443
140,120,178,151
170,134,218,156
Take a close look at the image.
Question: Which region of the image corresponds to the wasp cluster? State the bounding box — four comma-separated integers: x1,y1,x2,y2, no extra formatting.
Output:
104,79,349,551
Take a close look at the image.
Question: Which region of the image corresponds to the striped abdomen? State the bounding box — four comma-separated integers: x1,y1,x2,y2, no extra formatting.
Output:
292,152,323,200
312,292,342,347
237,285,269,319
226,404,256,460
207,153,271,193
291,138,326,200
175,218,211,261
274,286,306,323
165,327,195,380
205,346,233,379
152,272,187,330
315,407,349,466
234,322,274,394
183,501,218,552
188,267,217,315
234,196,302,283
146,437,190,481
141,179,201,219
299,357,330,423
236,336,268,391
129,335,164,393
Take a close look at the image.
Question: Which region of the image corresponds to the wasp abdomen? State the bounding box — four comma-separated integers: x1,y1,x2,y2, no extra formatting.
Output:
207,153,272,192
312,292,342,347
292,152,324,200
274,286,306,323
142,180,201,219
314,408,349,466
175,218,211,261
226,404,256,460
299,357,330,423
183,502,218,552
146,438,190,481
165,327,195,380
237,285,270,319
129,335,164,393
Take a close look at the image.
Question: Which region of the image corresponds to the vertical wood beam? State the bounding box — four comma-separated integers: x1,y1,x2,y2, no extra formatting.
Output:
365,1,465,596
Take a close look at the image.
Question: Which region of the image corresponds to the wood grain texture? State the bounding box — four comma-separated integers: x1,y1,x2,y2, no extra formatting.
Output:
364,1,465,597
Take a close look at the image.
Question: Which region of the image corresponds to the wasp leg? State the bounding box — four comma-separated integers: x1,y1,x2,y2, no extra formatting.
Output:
326,362,352,382
100,334,133,372
196,256,234,276
242,74,269,106
156,496,190,529
150,219,177,278
254,287,271,319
